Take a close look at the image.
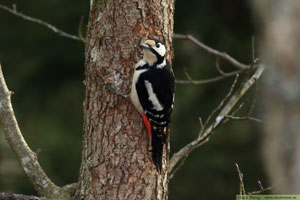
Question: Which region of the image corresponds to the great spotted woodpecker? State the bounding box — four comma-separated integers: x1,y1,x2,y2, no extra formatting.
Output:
130,38,175,171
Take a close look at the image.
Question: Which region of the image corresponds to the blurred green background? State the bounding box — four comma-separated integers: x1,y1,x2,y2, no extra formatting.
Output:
0,0,267,199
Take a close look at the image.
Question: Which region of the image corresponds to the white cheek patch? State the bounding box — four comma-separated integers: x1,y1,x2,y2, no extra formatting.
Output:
144,80,164,111
155,45,166,57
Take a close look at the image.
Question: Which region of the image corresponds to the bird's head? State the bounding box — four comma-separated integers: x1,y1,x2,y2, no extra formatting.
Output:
140,38,166,65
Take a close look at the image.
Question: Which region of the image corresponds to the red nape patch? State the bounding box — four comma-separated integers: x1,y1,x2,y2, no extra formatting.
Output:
142,114,151,139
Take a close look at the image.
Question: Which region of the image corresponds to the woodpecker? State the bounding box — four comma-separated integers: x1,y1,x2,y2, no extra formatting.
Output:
130,38,175,171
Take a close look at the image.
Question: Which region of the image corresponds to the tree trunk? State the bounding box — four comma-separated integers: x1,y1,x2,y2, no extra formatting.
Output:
75,0,174,199
253,1,300,194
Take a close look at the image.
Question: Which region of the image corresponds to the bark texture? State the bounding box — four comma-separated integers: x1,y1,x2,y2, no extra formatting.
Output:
253,1,300,194
76,0,174,199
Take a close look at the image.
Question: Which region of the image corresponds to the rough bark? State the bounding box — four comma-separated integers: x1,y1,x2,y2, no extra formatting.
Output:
253,1,300,194
75,0,174,199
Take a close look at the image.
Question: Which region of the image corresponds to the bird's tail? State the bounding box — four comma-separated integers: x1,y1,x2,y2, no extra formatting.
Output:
151,128,167,172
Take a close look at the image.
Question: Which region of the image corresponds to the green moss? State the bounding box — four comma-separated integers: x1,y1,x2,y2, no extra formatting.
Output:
98,34,107,40
92,0,106,11
98,0,106,5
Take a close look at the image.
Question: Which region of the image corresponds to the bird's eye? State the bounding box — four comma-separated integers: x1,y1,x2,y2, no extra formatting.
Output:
156,44,160,48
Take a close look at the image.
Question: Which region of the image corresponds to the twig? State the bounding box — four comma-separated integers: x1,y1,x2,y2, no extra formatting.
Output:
169,155,187,180
201,74,239,133
248,186,273,195
235,165,273,195
251,37,261,65
252,36,256,63
247,80,258,116
224,80,260,124
169,75,239,175
176,53,247,85
78,16,86,42
235,163,246,195
169,65,265,173
0,63,72,199
0,192,55,200
0,4,84,42
232,101,247,116
173,33,250,70
235,167,273,195
258,180,264,191
222,101,247,125
216,58,232,76
198,117,204,130
248,181,273,194
175,69,242,85
225,115,264,124
183,68,196,84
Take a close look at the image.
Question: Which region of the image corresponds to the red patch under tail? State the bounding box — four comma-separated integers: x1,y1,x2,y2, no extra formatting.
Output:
142,114,151,139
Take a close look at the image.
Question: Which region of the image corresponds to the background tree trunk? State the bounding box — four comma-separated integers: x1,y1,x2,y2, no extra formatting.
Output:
253,1,300,193
75,0,174,199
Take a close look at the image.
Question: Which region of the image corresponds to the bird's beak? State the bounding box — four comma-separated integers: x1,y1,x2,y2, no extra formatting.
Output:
139,43,150,49
140,39,155,49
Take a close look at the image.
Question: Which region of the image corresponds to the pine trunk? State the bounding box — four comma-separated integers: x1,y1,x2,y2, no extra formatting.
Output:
75,0,174,199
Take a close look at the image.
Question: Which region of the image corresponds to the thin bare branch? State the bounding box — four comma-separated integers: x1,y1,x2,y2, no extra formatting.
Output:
248,187,273,195
247,80,258,116
0,64,72,199
169,155,187,180
169,65,265,173
198,117,204,130
252,36,256,63
248,181,273,195
216,58,232,76
168,75,239,176
235,166,273,195
175,69,242,85
225,115,264,124
222,101,247,125
0,4,85,42
235,163,246,195
0,192,55,200
176,53,246,85
173,33,252,85
258,180,264,191
232,101,247,116
183,68,197,84
235,165,273,195
201,74,239,133
173,33,250,69
78,16,86,42
224,81,262,124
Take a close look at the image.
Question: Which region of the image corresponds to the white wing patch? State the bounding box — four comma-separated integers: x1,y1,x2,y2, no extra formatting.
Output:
144,80,164,111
